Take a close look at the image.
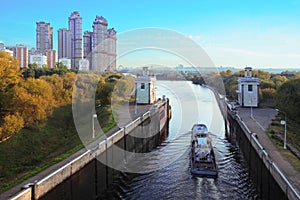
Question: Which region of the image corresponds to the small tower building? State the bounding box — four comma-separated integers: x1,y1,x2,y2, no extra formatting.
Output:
237,67,260,107
135,67,156,104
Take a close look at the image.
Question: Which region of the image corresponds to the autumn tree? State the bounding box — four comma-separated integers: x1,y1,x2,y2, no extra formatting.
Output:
0,113,24,140
0,52,22,112
12,78,55,127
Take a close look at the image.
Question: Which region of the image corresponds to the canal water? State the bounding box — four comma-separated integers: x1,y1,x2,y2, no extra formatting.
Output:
99,81,259,199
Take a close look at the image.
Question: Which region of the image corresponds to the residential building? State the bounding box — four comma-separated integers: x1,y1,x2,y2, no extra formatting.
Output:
58,58,71,69
36,22,53,53
83,15,116,72
0,42,14,57
58,28,72,59
15,45,28,68
29,54,47,68
45,50,56,68
106,28,116,72
68,11,82,69
83,31,93,69
92,16,107,71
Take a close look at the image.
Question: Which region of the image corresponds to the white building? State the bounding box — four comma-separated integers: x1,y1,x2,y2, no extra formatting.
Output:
58,58,71,69
79,58,89,70
29,54,47,68
0,42,14,57
135,67,156,104
237,67,260,107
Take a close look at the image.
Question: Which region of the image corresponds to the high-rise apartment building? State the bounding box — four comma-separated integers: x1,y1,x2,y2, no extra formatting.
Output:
106,28,117,72
83,16,116,72
68,11,82,69
83,31,93,57
83,31,93,69
92,16,107,72
58,28,72,59
36,22,53,53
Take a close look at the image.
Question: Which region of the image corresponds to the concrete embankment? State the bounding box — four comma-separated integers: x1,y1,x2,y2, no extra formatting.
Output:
6,100,170,200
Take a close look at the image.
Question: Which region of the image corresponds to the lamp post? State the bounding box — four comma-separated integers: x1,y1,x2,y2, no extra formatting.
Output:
92,114,97,139
250,96,253,119
275,109,287,149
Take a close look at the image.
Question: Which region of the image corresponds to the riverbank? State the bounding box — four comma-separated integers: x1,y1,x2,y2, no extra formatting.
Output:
237,107,300,195
204,83,300,199
0,101,155,200
0,103,118,196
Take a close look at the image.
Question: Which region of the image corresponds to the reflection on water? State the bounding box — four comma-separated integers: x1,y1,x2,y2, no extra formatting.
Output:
99,81,259,200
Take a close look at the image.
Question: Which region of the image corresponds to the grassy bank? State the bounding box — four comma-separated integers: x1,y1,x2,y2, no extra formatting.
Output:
0,104,116,193
267,115,300,173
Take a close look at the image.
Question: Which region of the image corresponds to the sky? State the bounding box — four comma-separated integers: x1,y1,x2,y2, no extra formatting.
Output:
1,0,300,68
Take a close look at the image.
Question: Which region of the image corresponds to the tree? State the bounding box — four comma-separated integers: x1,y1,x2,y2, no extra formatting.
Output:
276,78,300,122
12,78,55,127
0,113,24,140
0,52,22,111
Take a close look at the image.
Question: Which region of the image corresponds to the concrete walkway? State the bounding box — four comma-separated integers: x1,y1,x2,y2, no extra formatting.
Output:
237,107,300,194
0,103,152,200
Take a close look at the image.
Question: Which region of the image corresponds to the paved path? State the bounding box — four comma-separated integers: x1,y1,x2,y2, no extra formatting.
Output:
0,103,152,200
237,107,300,194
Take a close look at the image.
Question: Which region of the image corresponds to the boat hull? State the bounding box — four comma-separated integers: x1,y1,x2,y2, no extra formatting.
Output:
190,124,218,177
190,154,218,177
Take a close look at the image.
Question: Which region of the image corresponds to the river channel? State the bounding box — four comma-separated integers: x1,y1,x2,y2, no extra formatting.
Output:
99,81,259,199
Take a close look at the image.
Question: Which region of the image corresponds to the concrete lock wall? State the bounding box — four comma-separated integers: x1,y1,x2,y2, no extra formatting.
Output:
10,101,168,200
226,108,299,200
9,188,31,200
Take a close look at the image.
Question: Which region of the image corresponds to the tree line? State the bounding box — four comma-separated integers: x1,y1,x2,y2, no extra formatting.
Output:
186,69,300,123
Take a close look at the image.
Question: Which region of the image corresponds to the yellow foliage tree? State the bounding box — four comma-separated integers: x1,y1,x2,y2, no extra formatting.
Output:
0,51,22,111
12,78,55,127
61,72,76,104
40,74,65,106
0,113,24,141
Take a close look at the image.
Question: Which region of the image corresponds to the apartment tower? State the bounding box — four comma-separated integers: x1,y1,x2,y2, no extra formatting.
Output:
83,31,93,69
36,22,53,53
58,28,72,59
68,11,82,69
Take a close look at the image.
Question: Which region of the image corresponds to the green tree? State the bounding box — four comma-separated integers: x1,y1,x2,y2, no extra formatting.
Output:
276,78,300,122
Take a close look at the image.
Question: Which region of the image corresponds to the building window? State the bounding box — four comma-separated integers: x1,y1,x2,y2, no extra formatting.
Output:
248,85,253,92
141,83,145,89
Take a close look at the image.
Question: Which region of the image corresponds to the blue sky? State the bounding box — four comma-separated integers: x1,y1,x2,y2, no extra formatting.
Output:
1,0,300,68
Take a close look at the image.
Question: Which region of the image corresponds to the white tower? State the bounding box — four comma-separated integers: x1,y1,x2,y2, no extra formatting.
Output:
135,67,156,104
237,67,260,107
